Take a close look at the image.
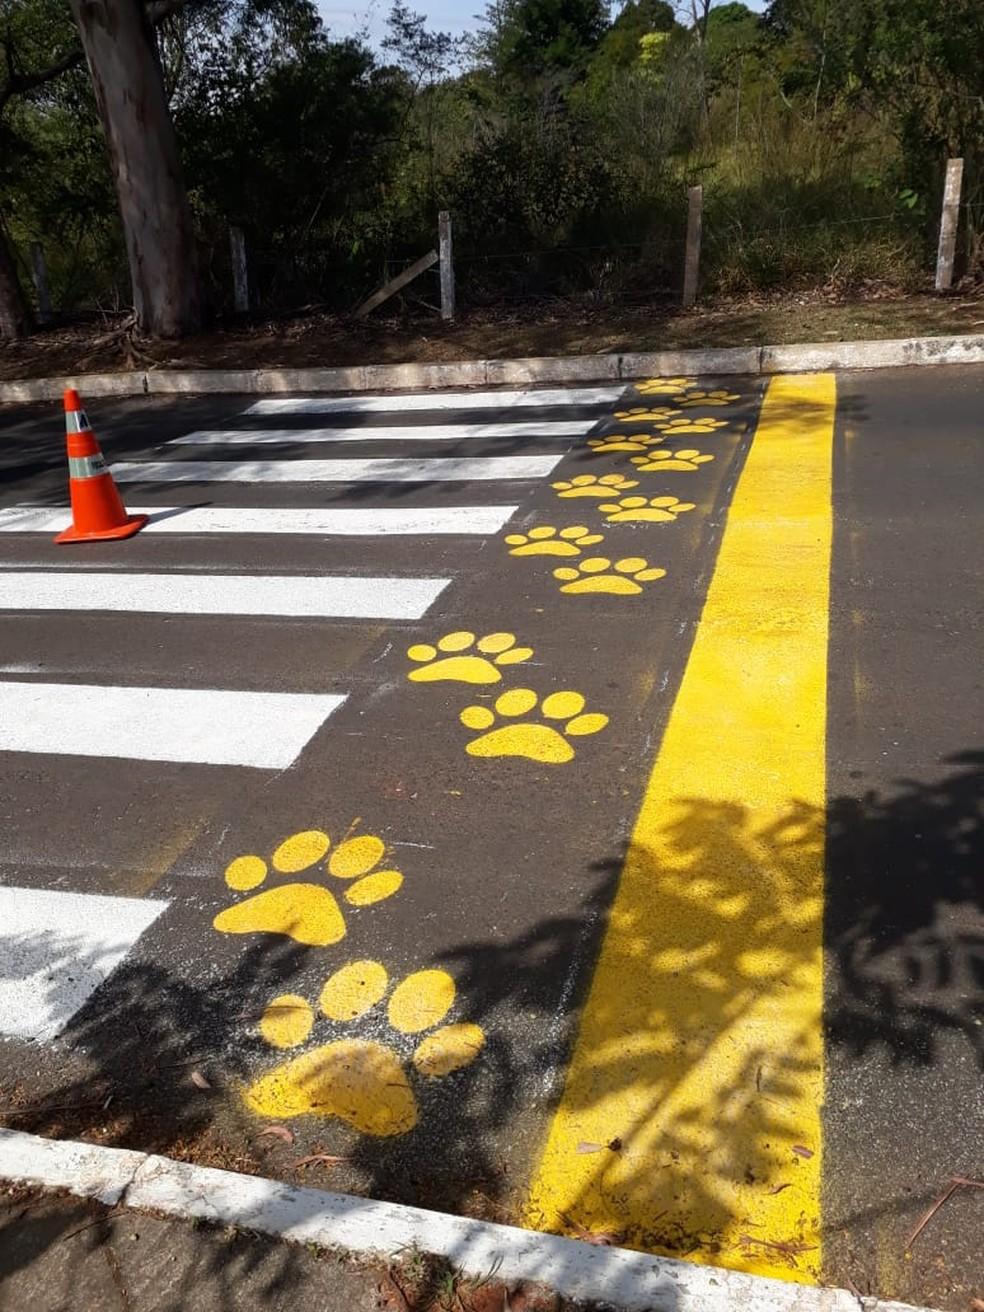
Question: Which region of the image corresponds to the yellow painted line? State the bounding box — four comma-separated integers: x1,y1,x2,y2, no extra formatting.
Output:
524,374,835,1283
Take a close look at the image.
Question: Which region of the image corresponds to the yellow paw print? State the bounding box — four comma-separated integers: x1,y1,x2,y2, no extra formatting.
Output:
553,556,666,596
598,495,697,524
407,631,532,685
246,962,485,1136
653,416,728,435
504,525,604,557
587,433,666,454
635,377,695,395
460,688,608,764
612,407,680,423
630,448,714,472
213,829,402,947
552,473,638,499
677,389,740,407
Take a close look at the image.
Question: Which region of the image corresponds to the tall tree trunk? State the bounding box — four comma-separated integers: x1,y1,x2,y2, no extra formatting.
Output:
69,0,204,338
0,221,33,340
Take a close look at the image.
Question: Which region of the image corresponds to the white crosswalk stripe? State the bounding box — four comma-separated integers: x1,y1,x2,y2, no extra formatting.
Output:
112,454,563,483
0,682,347,767
0,571,451,619
168,420,588,444
0,886,171,1041
246,386,623,414
0,504,520,536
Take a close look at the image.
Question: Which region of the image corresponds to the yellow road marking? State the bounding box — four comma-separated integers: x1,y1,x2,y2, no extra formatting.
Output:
524,374,836,1283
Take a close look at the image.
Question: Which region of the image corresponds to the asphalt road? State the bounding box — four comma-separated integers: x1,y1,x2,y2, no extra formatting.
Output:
0,367,980,1309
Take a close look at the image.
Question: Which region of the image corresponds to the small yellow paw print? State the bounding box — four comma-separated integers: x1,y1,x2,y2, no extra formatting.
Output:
654,416,728,435
587,433,666,454
214,829,402,947
552,473,638,499
554,556,666,596
598,495,697,524
612,407,681,423
635,377,695,395
630,448,714,472
677,389,740,407
460,688,608,764
246,962,485,1136
407,631,532,685
504,525,604,557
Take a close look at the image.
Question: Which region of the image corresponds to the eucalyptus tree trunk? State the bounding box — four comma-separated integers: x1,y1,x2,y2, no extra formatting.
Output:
69,0,203,337
0,222,32,340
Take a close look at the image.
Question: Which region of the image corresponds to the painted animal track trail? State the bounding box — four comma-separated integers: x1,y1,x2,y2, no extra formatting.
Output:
213,828,403,946
504,525,604,556
407,630,532,684
631,448,714,472
460,688,608,764
588,433,667,454
246,962,485,1136
554,556,666,595
598,495,697,524
552,473,638,499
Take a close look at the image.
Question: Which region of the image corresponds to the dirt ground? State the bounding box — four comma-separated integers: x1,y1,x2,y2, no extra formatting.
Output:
1,288,982,382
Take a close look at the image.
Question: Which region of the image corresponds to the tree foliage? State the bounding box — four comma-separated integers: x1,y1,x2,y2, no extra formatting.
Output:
1,0,981,337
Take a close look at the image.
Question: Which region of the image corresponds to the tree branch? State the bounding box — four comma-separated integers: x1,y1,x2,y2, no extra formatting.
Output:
0,0,192,113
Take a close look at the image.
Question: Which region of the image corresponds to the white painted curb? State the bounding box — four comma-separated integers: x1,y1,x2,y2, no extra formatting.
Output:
0,1129,933,1312
1,334,982,404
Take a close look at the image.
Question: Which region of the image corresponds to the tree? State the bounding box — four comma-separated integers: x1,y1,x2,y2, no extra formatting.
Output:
480,0,611,86
67,0,203,337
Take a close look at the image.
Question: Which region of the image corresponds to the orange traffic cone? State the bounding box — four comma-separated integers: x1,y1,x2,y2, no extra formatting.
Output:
54,389,147,544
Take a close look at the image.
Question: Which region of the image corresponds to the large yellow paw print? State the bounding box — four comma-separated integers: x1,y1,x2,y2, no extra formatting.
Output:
504,525,604,557
612,406,680,423
630,448,714,473
635,377,695,395
407,630,532,685
246,962,485,1136
213,829,402,947
460,688,608,764
653,416,728,436
552,473,638,499
587,432,666,454
598,495,696,524
677,389,740,407
554,556,666,596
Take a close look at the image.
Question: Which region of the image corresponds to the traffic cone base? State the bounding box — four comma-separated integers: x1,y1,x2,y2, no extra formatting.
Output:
55,387,147,545
55,514,148,544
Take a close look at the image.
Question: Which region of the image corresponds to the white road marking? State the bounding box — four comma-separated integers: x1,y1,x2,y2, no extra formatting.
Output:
0,572,450,619
169,420,588,444
245,387,623,415
0,504,519,537
112,455,562,483
0,886,169,1042
0,682,346,767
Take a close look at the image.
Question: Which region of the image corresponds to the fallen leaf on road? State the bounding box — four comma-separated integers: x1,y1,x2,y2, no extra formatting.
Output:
576,1141,604,1154
768,1183,792,1195
256,1125,294,1145
791,1145,814,1159
291,1154,351,1169
906,1176,984,1248
560,1212,627,1246
189,1071,211,1090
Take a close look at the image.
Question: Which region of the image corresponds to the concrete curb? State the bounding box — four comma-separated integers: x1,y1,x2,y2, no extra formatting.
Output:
1,334,982,404
0,1129,933,1312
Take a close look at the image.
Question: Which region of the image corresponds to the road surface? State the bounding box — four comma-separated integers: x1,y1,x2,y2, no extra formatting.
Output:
0,367,980,1308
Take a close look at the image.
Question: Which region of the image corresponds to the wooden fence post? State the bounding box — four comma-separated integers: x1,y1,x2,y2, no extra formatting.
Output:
230,226,249,312
30,242,52,323
682,184,703,308
935,158,964,292
438,211,455,321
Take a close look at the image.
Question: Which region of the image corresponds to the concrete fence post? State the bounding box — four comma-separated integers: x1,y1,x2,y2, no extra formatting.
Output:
683,185,703,308
438,211,455,321
935,158,964,292
30,242,52,324
230,226,249,312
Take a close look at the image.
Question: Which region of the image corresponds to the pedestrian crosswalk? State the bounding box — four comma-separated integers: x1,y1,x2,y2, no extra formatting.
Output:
0,382,618,1041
